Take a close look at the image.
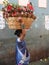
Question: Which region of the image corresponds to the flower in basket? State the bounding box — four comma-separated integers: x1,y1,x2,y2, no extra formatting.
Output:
27,2,34,12
17,7,21,11
17,7,22,13
11,11,17,17
2,0,36,20
7,4,12,12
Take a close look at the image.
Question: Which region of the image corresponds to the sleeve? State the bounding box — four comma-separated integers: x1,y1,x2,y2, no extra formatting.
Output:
16,38,23,49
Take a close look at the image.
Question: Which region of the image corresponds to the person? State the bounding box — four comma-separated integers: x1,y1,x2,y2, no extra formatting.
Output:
14,29,30,65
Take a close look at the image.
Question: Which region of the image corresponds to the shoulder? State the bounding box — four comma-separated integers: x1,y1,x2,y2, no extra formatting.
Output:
16,38,22,43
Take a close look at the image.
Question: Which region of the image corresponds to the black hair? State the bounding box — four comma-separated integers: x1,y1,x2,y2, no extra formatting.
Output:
30,2,32,5
14,29,22,37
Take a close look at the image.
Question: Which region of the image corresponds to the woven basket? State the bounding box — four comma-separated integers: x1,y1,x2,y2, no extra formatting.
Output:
5,16,36,29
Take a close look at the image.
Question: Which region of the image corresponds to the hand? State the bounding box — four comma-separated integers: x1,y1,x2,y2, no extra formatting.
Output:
22,50,26,61
22,54,26,61
19,60,24,64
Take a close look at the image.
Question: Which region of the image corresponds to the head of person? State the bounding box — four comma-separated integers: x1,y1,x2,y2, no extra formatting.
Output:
14,29,26,38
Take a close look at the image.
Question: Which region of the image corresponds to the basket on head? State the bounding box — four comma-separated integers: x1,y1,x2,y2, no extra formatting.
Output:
5,16,36,29
2,2,36,29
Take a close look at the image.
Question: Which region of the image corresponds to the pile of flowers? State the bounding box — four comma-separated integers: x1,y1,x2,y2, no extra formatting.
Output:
2,0,36,19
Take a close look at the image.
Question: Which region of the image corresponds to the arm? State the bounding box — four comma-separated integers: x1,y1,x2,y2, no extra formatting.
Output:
20,29,26,41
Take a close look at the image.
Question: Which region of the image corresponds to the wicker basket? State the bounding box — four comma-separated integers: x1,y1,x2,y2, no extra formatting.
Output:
5,16,36,29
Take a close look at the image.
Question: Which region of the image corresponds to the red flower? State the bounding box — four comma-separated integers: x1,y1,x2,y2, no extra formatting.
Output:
12,11,17,17
27,3,34,11
23,7,27,12
17,7,21,11
7,4,12,11
30,5,34,11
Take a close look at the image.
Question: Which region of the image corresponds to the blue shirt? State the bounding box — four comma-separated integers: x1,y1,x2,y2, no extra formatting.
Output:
16,38,30,65
16,38,26,54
